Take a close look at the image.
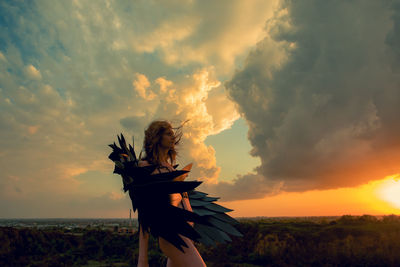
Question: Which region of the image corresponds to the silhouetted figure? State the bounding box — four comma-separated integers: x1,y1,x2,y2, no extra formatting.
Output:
108,119,242,267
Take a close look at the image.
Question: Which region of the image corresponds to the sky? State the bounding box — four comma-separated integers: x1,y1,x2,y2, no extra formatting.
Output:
1,0,400,218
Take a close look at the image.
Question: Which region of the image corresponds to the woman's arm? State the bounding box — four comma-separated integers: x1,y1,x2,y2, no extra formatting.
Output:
177,163,194,226
181,192,194,227
138,224,149,267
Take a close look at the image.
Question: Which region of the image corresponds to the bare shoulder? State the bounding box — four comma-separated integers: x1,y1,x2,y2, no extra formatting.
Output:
138,160,151,167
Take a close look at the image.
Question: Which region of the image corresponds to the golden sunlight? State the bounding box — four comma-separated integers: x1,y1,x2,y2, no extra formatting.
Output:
375,174,400,209
219,174,400,217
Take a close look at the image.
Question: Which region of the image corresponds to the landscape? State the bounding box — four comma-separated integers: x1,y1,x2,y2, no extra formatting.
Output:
2,1,400,266
1,215,400,266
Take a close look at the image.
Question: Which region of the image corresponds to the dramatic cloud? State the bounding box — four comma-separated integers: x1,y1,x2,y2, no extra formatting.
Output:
133,73,157,100
124,67,240,184
223,0,400,195
123,0,279,75
4,0,398,216
1,0,265,217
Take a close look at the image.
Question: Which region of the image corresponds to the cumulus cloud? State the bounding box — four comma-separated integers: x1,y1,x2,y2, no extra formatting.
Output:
200,172,285,201
4,0,400,213
123,0,279,75
130,15,199,54
0,0,257,216
223,0,400,195
132,73,157,100
25,64,42,80
155,77,173,94
125,67,240,184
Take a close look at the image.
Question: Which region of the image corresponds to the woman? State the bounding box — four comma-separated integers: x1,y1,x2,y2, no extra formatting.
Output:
137,119,207,267
108,120,242,266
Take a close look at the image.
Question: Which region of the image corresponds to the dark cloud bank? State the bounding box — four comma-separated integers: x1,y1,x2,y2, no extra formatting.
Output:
203,0,400,201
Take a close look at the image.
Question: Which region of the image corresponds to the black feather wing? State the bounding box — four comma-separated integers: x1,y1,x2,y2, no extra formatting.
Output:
187,190,243,247
108,133,214,253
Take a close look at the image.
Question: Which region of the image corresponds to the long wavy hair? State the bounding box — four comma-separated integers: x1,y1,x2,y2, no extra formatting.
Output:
142,119,189,166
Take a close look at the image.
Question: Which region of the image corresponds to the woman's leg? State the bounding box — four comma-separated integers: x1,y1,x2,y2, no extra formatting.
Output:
159,234,206,267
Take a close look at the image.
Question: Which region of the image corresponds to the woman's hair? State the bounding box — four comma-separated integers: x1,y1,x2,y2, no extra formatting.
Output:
142,119,189,166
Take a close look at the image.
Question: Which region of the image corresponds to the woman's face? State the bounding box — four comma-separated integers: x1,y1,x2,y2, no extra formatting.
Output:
160,127,175,149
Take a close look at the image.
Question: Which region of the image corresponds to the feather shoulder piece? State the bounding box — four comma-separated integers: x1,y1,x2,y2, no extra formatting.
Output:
186,190,243,247
108,133,243,252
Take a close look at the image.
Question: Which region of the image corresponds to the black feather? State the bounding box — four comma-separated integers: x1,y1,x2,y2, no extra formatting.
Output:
108,132,243,252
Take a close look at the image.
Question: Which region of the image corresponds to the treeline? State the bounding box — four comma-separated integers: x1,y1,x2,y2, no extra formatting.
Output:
201,214,400,266
1,214,400,266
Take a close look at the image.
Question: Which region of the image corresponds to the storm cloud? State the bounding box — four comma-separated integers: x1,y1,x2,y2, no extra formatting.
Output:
0,0,277,217
2,0,400,217
223,0,400,194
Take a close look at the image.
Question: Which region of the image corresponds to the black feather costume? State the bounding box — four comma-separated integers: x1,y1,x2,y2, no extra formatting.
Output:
108,133,243,252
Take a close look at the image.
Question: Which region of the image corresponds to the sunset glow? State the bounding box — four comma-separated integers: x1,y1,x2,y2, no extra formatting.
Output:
218,174,400,218
375,174,400,210
1,0,400,219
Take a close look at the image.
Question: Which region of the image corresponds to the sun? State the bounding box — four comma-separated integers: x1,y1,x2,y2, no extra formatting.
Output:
375,174,400,209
